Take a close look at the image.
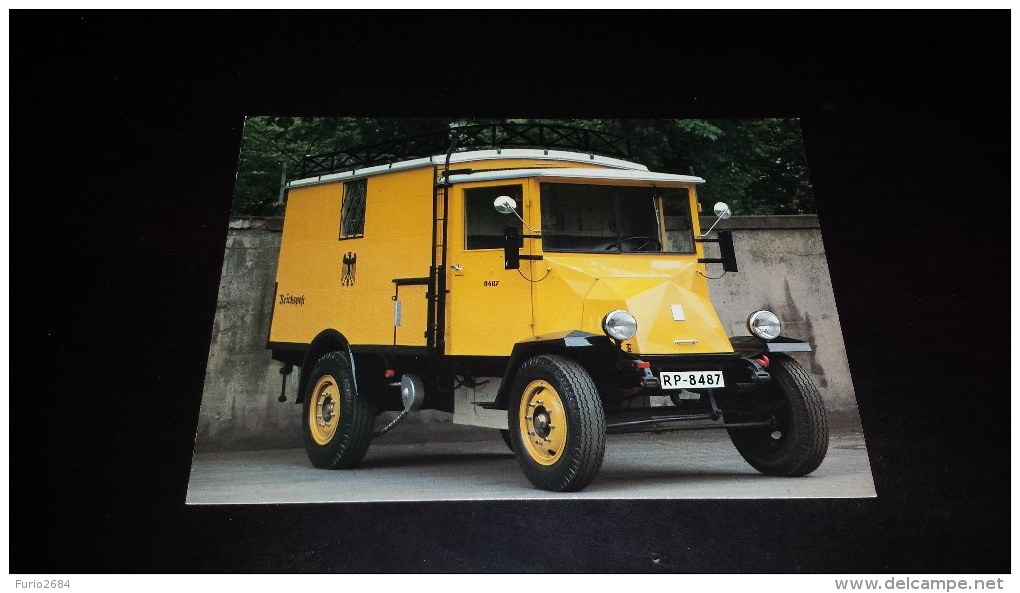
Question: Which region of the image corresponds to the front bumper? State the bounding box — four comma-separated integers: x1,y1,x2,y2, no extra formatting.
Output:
637,353,771,394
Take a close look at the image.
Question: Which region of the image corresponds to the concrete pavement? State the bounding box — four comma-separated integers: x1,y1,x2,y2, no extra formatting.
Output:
186,429,876,504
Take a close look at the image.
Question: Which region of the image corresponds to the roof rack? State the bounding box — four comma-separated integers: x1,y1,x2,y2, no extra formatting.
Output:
291,123,632,179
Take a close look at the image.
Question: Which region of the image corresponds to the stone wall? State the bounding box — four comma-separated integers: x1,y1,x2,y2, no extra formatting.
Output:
195,215,860,451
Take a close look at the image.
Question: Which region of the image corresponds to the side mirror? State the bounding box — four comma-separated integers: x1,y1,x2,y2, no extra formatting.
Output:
702,201,734,237
494,196,517,215
497,195,522,269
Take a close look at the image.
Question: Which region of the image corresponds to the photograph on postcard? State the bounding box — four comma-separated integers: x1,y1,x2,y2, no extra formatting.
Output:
187,118,874,503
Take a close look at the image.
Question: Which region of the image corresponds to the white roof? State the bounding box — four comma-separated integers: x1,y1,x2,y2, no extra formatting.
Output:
442,167,704,185
286,148,656,188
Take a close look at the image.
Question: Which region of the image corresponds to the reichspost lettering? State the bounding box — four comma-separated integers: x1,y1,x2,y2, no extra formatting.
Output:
279,294,305,306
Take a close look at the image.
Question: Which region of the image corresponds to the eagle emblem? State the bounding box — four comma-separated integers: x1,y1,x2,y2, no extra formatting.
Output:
341,252,357,286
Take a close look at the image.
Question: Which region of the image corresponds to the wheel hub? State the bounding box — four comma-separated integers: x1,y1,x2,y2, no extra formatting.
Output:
518,380,567,466
320,398,335,424
533,408,551,437
309,375,341,446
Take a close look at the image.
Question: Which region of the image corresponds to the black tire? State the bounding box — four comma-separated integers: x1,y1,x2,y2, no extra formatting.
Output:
302,351,377,469
726,354,829,476
499,429,515,452
508,355,606,492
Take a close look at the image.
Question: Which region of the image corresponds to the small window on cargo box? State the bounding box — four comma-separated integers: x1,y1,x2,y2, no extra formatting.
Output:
464,185,523,250
340,179,367,239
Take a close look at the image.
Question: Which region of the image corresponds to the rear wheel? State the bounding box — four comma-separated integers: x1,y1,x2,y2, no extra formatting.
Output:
509,355,605,492
726,354,828,476
302,351,377,469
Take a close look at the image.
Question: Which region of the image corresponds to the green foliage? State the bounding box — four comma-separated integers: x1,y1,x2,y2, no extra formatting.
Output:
230,117,814,217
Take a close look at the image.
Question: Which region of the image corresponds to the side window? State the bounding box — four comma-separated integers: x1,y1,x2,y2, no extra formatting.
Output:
340,178,367,239
464,185,523,250
661,189,694,253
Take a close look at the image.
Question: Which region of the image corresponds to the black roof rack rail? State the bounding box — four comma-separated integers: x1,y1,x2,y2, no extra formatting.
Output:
291,123,632,180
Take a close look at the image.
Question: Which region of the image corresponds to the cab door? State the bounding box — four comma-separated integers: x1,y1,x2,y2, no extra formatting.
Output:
444,181,537,357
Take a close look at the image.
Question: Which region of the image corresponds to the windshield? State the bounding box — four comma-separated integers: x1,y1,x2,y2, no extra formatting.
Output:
539,183,694,253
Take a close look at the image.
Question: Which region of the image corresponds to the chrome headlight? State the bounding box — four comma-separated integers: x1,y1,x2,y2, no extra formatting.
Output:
747,310,782,340
602,310,638,340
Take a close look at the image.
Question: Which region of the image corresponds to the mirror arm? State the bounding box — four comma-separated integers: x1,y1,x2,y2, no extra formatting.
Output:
700,215,725,238
510,208,539,233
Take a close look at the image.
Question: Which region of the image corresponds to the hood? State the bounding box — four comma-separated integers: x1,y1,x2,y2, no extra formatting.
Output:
534,254,734,356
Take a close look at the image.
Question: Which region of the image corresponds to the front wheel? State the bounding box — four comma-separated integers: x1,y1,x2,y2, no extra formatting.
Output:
509,355,606,492
726,354,829,476
302,351,377,469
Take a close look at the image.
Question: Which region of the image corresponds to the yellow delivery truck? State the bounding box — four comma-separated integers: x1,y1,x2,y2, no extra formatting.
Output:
267,124,828,491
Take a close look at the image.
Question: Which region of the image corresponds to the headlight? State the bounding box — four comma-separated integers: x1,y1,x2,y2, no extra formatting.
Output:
747,310,782,340
602,310,638,340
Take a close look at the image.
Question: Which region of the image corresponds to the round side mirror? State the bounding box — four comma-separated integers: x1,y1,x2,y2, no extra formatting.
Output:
713,202,732,219
494,196,518,215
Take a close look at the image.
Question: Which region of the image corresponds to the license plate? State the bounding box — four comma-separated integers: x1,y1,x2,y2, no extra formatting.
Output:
659,370,725,390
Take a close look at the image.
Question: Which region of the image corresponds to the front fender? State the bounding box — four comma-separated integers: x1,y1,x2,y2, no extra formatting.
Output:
494,331,619,409
729,335,812,358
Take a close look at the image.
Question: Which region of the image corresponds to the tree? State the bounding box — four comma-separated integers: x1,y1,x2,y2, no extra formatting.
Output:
229,117,814,216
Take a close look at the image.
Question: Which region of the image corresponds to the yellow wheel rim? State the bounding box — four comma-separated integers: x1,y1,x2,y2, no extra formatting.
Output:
309,374,341,446
518,380,567,466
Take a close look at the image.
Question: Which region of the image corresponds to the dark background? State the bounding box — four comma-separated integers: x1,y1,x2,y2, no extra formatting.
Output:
11,12,1009,572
